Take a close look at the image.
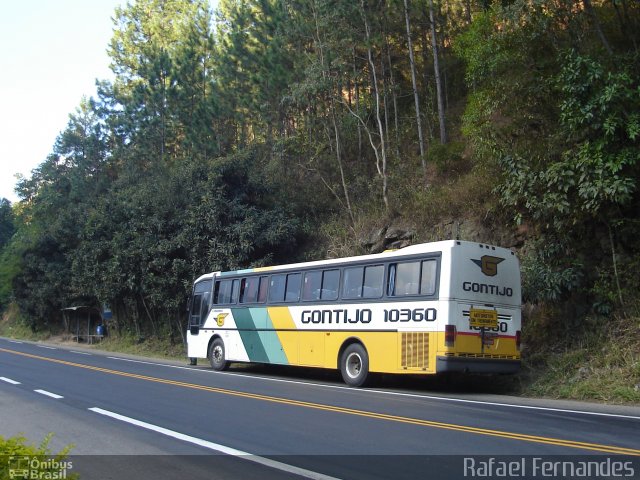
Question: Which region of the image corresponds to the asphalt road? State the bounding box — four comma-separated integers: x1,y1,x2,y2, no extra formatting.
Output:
1,336,639,480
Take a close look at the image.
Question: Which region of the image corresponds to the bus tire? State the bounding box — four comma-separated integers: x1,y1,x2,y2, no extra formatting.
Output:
340,343,369,387
209,338,229,371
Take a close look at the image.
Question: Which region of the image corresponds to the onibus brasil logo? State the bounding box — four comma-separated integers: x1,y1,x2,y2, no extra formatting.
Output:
8,456,73,479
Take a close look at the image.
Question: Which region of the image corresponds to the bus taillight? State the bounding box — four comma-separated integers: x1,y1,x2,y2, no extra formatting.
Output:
516,330,521,351
445,325,456,347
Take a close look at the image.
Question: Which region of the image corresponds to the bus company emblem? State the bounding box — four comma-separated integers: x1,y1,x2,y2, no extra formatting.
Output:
471,255,504,277
216,313,228,327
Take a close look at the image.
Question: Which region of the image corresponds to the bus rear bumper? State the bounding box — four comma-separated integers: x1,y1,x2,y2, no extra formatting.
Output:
436,355,520,374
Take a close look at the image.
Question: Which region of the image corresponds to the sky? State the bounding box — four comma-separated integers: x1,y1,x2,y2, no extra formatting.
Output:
0,0,125,203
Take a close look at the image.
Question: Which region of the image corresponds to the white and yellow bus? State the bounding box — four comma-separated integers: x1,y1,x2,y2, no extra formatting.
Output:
186,240,521,386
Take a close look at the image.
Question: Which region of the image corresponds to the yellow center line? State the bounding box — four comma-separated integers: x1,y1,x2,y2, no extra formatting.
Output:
2,347,639,456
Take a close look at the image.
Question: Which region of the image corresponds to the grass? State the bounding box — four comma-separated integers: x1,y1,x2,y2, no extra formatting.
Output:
1,304,187,362
0,304,51,341
95,333,186,361
520,313,640,404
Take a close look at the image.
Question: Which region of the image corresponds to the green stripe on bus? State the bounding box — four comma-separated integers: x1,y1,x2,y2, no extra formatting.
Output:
232,308,270,363
252,308,289,365
231,308,289,365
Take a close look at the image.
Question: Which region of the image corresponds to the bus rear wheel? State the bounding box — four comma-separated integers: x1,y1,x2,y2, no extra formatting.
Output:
209,338,229,371
340,343,369,387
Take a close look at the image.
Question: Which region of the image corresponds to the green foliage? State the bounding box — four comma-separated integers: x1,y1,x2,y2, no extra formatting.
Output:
94,330,187,359
554,49,640,215
457,2,640,321
498,49,640,227
0,199,18,311
428,142,465,174
520,238,583,304
0,198,15,249
0,434,78,480
67,149,301,337
522,313,640,404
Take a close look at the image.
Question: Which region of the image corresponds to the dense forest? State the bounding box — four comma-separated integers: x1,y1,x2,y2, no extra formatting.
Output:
0,0,638,397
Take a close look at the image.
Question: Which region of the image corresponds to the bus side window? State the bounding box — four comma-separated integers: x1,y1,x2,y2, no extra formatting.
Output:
388,260,437,296
213,281,225,304
190,294,202,325
269,274,286,302
421,260,437,295
239,278,248,303
257,276,268,303
387,264,396,296
303,271,322,301
362,265,384,298
342,265,382,299
285,273,302,302
240,277,259,303
214,279,238,304
321,269,339,300
199,291,211,323
230,279,240,304
342,267,363,299
396,261,420,295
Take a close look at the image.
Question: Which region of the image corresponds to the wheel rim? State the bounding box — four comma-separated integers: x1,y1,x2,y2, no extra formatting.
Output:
213,345,224,364
345,352,362,379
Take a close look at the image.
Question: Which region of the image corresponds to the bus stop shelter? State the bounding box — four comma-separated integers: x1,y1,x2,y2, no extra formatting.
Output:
62,306,104,344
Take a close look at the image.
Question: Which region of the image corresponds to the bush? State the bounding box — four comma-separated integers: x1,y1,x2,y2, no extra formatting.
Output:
0,434,78,479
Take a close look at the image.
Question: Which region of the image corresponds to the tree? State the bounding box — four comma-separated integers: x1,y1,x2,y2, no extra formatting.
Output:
108,0,208,162
428,0,447,145
404,0,427,182
360,0,390,210
0,199,14,250
0,198,18,312
456,3,640,310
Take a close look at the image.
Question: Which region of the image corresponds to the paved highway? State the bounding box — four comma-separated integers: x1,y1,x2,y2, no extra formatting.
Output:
1,336,639,479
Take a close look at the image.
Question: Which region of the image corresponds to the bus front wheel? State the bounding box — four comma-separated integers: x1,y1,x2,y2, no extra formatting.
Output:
340,343,369,387
209,338,229,371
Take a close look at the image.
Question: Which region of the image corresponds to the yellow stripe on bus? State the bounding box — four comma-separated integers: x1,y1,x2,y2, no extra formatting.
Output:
268,307,299,364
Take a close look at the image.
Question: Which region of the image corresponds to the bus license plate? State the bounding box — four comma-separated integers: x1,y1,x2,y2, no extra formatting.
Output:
482,332,498,345
469,308,498,328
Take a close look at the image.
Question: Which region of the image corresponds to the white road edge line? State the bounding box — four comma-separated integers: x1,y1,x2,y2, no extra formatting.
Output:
88,407,340,480
8,340,23,344
34,389,64,399
0,377,21,385
70,351,92,355
36,345,57,350
105,356,640,421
